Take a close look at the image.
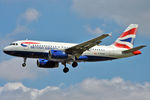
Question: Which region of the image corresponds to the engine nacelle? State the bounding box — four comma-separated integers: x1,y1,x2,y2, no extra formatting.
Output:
37,59,59,68
49,50,68,59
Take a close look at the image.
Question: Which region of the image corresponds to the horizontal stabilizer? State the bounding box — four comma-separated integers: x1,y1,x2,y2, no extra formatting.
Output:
122,45,146,54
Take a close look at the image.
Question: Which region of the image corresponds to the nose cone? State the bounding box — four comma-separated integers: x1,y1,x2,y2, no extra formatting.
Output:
3,46,17,56
3,46,10,54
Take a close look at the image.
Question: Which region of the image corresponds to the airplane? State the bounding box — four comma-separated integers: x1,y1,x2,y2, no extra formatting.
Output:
3,24,146,73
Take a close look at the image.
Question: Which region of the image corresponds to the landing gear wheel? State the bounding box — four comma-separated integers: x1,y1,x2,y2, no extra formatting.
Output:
22,63,26,67
63,67,69,73
22,57,27,67
72,62,78,68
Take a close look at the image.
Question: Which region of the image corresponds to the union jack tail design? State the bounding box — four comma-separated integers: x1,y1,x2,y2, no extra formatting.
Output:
113,24,138,49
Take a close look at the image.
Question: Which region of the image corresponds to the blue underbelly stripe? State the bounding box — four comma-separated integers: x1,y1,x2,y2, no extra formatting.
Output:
5,51,116,61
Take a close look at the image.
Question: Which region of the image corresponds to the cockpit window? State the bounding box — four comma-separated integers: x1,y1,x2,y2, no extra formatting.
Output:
10,43,15,45
10,43,18,45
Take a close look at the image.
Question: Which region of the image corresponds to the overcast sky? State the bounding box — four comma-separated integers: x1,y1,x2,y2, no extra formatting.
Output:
0,0,150,100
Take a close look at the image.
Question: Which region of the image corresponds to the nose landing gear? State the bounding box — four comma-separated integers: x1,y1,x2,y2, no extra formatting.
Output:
22,58,27,67
22,63,26,67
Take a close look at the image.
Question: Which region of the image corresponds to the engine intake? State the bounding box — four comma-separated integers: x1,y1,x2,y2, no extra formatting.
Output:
37,59,59,68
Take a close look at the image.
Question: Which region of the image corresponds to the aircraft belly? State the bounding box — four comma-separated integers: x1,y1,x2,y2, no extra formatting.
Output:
5,50,48,59
6,50,117,62
77,55,117,62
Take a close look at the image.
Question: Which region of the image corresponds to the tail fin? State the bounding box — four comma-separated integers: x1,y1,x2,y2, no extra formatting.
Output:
113,24,138,49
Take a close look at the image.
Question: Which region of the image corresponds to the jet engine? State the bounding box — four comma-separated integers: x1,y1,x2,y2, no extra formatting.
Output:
37,59,59,68
49,50,68,59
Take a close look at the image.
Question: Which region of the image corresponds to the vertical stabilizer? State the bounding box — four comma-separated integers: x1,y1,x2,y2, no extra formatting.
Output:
113,24,138,49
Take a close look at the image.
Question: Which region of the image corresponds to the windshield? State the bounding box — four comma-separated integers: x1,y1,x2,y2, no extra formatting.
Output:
10,43,18,45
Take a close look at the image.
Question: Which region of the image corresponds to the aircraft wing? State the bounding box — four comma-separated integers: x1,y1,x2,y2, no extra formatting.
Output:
65,34,110,58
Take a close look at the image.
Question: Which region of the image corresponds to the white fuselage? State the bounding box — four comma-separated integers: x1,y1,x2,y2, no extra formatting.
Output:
3,40,134,62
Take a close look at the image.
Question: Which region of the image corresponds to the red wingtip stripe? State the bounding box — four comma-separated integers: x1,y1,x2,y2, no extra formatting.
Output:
114,42,131,49
120,28,137,38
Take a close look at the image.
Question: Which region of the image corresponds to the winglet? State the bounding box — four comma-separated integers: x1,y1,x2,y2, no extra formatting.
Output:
108,32,112,37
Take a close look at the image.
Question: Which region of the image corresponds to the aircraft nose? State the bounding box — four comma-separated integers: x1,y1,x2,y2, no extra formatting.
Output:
3,46,9,54
3,46,16,56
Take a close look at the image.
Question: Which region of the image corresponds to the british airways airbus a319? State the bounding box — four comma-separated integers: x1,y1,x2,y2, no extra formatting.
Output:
3,24,146,73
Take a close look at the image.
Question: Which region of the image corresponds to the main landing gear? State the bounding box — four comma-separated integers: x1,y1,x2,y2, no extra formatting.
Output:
22,58,27,67
72,62,78,68
62,62,69,73
62,62,78,73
